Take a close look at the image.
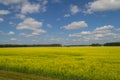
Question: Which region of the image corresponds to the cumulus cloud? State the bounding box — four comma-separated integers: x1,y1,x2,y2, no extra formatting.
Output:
8,31,15,35
17,18,46,37
21,3,40,14
85,0,120,13
62,21,88,30
0,0,47,15
0,10,10,15
0,18,4,22
69,25,114,37
69,25,119,42
17,18,42,30
20,0,48,14
70,5,79,15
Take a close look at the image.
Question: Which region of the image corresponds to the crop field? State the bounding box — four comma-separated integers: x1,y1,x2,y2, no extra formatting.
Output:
0,47,120,80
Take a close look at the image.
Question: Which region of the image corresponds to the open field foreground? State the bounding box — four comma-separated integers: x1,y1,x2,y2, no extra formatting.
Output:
0,70,58,80
0,47,120,80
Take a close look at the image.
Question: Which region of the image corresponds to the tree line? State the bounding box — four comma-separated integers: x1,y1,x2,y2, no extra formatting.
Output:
66,42,120,47
0,42,120,47
90,42,120,46
0,44,62,47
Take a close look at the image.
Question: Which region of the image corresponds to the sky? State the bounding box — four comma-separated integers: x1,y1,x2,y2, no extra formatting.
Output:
0,0,120,45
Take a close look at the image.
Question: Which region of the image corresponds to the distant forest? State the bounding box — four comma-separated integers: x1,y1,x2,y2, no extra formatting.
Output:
0,42,120,47
0,44,62,47
90,42,120,46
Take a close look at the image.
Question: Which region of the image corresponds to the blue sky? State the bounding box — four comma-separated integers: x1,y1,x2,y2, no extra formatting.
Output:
0,0,120,45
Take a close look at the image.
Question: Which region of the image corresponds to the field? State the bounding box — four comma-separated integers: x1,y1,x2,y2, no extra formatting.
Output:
0,47,120,80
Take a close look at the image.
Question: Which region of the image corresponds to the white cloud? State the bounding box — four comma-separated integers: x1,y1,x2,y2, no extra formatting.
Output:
0,30,15,35
69,25,114,37
17,18,42,30
0,10,10,15
0,18,4,22
95,25,114,31
10,38,17,41
64,14,71,17
21,3,40,14
85,0,120,13
17,18,46,37
62,21,88,30
8,31,15,35
32,29,46,36
20,0,48,14
0,0,47,14
93,25,114,34
69,25,119,42
0,0,48,14
70,5,79,15
0,0,28,5
80,31,91,35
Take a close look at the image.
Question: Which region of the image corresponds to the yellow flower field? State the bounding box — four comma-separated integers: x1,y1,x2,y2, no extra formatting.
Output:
0,47,120,80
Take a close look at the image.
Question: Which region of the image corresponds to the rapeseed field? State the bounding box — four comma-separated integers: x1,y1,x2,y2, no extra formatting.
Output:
0,47,120,80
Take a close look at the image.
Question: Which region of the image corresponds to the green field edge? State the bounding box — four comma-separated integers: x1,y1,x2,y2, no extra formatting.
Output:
0,70,59,80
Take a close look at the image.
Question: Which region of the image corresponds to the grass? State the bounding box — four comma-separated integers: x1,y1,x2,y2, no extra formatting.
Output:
0,47,120,80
